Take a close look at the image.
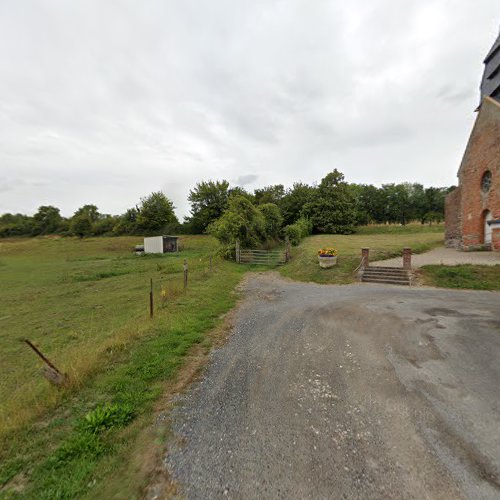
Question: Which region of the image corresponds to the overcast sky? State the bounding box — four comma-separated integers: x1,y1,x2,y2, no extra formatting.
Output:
0,1,499,219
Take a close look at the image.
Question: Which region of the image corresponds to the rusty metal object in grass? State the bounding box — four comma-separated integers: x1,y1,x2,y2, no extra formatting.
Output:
183,259,188,290
24,339,69,387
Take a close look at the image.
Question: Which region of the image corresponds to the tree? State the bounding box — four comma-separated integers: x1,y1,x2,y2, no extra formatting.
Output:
32,206,62,235
186,180,230,233
207,195,266,255
280,183,316,226
70,214,93,238
73,204,100,223
113,208,139,235
0,213,34,237
254,184,285,205
302,170,356,234
136,192,178,233
258,203,283,240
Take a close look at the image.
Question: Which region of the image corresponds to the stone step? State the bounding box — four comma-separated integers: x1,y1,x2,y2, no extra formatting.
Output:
363,269,408,278
361,276,411,285
363,268,409,275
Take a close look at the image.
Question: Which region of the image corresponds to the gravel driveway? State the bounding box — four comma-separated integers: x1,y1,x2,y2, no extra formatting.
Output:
372,246,500,268
166,273,500,499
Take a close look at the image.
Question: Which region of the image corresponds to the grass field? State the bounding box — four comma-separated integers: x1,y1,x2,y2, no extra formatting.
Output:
0,226,449,497
420,264,500,290
280,228,444,284
0,235,248,498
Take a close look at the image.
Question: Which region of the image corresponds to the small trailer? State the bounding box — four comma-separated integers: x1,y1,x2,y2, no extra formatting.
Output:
143,235,179,254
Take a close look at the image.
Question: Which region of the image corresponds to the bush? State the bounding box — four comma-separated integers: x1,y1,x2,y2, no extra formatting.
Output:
284,217,313,246
208,195,266,257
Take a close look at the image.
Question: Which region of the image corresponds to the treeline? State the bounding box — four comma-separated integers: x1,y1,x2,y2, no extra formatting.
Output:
0,169,452,242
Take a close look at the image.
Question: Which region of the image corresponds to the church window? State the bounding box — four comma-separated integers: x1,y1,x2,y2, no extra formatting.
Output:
481,170,492,193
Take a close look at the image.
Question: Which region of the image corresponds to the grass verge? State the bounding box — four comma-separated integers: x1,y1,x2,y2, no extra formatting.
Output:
419,264,500,291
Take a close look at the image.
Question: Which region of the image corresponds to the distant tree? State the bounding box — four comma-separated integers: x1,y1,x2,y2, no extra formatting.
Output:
254,184,285,205
228,186,254,203
70,214,93,238
32,205,62,235
186,180,230,233
0,213,34,237
73,204,100,223
113,208,139,235
303,170,356,234
280,182,316,226
136,192,178,233
92,215,117,235
208,195,266,256
258,203,284,240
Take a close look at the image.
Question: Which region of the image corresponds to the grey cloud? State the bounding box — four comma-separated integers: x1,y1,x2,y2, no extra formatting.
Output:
235,174,259,186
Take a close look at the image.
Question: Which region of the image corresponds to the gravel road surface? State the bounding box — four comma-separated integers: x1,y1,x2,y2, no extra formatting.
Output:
166,273,500,499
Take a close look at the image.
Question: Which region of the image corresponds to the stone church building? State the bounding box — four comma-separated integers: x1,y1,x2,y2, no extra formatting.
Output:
445,32,500,251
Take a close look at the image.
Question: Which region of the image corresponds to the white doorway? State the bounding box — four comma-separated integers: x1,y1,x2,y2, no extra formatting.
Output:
484,210,492,245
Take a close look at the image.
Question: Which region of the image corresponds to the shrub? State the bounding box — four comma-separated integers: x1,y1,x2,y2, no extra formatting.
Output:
284,217,312,246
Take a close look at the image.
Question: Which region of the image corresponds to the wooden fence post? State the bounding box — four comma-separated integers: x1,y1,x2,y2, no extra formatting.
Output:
183,259,188,290
150,278,154,318
235,239,240,263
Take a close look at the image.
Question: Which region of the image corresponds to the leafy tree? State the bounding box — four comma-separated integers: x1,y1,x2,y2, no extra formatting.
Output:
113,208,139,235
0,213,34,237
93,215,117,235
258,203,283,240
228,186,254,203
186,180,230,233
70,214,93,238
32,206,62,235
254,184,285,205
280,182,316,226
136,192,178,234
73,204,100,223
208,196,266,255
303,170,356,234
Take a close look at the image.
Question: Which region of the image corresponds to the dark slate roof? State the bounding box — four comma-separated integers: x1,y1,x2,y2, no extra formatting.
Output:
480,31,500,103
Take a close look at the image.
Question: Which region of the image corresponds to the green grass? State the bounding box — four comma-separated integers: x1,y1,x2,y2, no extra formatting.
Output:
280,228,444,284
355,223,444,235
0,235,248,498
420,264,500,290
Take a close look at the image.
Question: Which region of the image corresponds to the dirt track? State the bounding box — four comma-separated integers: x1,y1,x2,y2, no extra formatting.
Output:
166,273,500,499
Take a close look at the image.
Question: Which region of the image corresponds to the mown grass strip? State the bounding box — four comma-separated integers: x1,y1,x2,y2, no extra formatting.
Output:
420,264,500,290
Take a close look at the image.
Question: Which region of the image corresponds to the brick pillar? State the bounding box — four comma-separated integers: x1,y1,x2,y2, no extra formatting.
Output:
361,248,369,269
403,247,412,269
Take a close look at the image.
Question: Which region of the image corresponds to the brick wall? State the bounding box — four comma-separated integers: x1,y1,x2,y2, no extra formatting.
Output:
455,97,500,251
444,186,462,247
493,228,500,251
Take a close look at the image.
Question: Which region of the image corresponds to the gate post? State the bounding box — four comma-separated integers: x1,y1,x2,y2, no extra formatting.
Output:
403,247,412,269
361,248,370,269
235,239,240,263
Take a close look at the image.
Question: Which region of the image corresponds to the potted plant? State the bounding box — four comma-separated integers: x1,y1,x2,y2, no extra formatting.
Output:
318,248,338,268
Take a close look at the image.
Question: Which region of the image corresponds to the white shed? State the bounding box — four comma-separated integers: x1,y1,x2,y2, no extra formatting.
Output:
143,235,179,254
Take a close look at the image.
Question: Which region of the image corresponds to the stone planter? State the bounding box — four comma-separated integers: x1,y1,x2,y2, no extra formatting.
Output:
318,255,337,268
